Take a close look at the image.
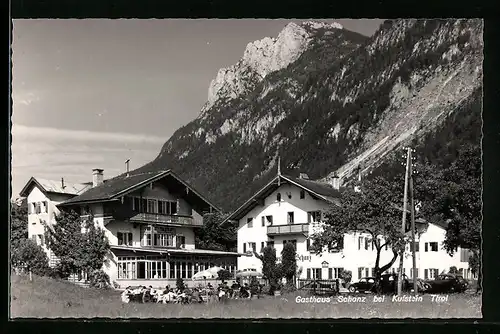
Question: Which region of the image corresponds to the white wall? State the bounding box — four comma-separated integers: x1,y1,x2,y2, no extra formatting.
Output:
236,182,471,281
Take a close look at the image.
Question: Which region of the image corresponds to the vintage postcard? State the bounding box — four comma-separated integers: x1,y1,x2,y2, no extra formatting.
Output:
10,18,482,318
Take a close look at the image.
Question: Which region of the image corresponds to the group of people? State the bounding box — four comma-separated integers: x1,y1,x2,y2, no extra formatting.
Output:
120,280,259,304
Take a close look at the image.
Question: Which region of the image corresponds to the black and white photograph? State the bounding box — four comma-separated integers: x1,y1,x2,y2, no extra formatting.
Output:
10,18,483,318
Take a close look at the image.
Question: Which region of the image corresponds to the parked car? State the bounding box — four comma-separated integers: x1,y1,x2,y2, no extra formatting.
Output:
379,273,412,294
409,278,432,293
348,277,376,293
425,274,468,293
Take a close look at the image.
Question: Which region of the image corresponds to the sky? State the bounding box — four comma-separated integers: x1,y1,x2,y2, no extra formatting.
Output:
11,19,383,198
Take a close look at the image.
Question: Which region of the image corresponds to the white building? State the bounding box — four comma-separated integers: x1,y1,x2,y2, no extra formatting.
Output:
52,169,241,288
225,171,474,283
19,177,91,267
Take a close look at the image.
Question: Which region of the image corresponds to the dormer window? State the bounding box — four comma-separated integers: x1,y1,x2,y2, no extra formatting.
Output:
277,193,281,202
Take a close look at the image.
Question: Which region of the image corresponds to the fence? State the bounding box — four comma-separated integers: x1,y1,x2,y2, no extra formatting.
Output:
297,279,341,295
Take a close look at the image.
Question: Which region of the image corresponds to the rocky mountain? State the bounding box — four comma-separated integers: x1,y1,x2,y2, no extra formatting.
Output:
138,19,483,212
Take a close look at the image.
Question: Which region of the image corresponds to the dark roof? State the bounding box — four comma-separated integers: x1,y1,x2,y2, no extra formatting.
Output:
286,175,341,199
223,174,341,223
59,170,220,213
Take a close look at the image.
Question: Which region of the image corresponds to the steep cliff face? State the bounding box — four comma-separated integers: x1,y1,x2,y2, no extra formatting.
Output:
139,19,483,212
201,21,346,114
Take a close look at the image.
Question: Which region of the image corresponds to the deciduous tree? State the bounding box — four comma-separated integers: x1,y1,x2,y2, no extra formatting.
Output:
311,176,407,291
44,209,109,280
195,213,236,252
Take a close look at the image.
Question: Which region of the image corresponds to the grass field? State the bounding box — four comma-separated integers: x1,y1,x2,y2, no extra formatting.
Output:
10,274,482,318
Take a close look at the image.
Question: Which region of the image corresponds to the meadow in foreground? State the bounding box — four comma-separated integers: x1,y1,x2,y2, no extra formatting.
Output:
10,274,481,318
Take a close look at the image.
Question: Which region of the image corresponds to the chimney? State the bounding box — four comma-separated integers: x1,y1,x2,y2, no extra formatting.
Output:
92,169,104,187
61,177,65,189
125,159,130,177
331,172,341,190
299,173,309,180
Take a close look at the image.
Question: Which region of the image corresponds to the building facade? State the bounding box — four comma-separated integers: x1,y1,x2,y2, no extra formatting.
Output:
55,169,240,288
19,177,91,267
226,172,474,283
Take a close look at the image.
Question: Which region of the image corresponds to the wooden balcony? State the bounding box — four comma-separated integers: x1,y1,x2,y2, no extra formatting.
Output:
267,223,309,236
129,213,202,227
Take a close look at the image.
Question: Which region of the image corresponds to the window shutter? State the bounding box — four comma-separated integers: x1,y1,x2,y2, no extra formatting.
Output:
424,269,428,279
365,238,369,250
307,268,311,279
243,243,247,253
28,204,32,214
261,216,265,226
328,268,333,279
176,200,180,214
358,268,363,279
128,232,133,246
307,212,311,223
117,232,123,245
261,242,264,251
306,238,311,251
40,235,45,246
358,237,361,250
425,243,428,252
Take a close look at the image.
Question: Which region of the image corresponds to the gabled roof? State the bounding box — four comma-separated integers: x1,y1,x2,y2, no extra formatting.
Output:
19,177,91,197
223,174,341,224
58,170,220,213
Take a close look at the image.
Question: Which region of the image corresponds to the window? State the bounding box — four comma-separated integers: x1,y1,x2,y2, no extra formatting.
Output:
249,242,256,252
314,268,322,279
410,241,420,252
428,268,439,279
328,268,333,279
247,218,253,228
365,268,369,277
133,197,141,211
364,238,369,250
358,237,363,250
277,193,281,202
300,190,305,199
147,199,157,213
266,215,273,225
35,202,41,214
429,242,438,252
117,232,133,246
37,234,44,246
460,248,470,262
307,211,322,223
287,212,294,224
261,217,265,227
307,268,311,279
410,268,419,278
41,201,48,213
358,267,364,279
176,235,186,248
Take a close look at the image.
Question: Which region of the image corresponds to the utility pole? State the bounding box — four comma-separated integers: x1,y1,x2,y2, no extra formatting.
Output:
397,147,411,296
409,153,418,296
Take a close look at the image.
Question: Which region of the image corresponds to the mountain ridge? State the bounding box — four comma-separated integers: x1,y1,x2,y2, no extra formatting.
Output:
136,19,482,212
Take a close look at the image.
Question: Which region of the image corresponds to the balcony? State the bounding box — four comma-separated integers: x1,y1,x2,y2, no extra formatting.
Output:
267,223,309,236
129,213,202,227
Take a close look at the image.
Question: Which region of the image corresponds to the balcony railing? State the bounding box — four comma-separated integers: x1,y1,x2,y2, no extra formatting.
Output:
129,213,202,227
267,223,309,235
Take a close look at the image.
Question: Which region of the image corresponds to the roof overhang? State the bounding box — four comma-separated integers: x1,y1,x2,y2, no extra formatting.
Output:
19,177,46,198
221,174,333,225
58,170,221,213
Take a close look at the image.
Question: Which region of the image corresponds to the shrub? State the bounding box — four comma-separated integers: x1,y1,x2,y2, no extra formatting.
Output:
88,269,111,289
449,266,459,274
10,238,50,276
249,277,260,296
217,269,232,282
339,269,352,284
176,277,185,290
